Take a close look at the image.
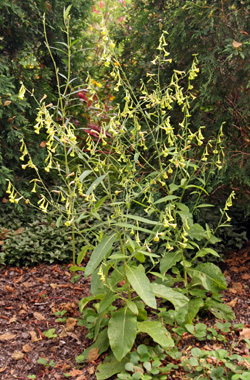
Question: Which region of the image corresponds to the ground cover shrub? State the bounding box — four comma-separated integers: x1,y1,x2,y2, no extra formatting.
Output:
0,212,84,266
6,11,237,378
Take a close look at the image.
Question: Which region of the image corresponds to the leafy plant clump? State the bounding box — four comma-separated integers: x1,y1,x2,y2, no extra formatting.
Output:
6,10,236,377
0,213,83,266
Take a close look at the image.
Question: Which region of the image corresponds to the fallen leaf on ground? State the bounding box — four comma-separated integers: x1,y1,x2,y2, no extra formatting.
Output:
231,266,247,273
9,316,17,323
66,317,77,332
240,328,250,339
29,330,40,342
212,343,223,350
14,227,24,235
227,298,238,308
76,376,87,380
36,278,46,284
58,302,76,313
68,369,83,377
11,351,24,360
50,283,58,289
22,344,32,353
4,285,15,293
59,326,68,338
87,347,99,362
241,273,250,280
0,332,16,341
22,282,32,288
0,367,7,373
33,312,46,321
230,282,244,295
88,366,95,375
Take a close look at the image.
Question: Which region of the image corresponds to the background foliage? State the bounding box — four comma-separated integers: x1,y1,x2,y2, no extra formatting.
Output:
110,0,250,218
0,0,91,209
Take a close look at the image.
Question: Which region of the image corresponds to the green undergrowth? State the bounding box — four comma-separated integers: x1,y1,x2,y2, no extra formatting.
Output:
76,319,250,380
0,212,84,266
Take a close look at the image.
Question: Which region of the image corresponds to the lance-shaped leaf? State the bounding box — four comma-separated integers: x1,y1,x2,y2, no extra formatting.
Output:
108,307,137,361
188,263,227,294
151,283,189,310
86,174,106,196
137,321,174,349
85,233,117,277
192,247,220,261
126,264,157,309
160,250,182,274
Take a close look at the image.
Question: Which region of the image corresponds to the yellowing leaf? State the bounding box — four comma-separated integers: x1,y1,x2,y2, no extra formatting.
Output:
87,347,99,362
233,40,242,48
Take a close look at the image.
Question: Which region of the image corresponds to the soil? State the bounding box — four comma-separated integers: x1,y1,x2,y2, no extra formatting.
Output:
0,244,250,380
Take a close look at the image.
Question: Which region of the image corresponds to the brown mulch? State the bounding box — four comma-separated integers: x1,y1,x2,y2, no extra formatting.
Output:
0,244,250,380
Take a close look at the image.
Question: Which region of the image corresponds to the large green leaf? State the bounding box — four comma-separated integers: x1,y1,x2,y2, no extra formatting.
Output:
85,233,117,277
188,223,207,241
96,353,129,380
126,264,157,309
188,263,227,293
151,283,189,310
137,321,174,349
108,307,137,361
160,250,182,274
205,299,235,321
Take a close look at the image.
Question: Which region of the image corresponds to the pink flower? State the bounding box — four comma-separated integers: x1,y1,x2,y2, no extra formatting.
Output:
92,5,99,14
99,1,103,8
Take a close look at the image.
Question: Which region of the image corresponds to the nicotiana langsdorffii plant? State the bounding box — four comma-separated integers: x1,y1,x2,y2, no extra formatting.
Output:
6,10,235,373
